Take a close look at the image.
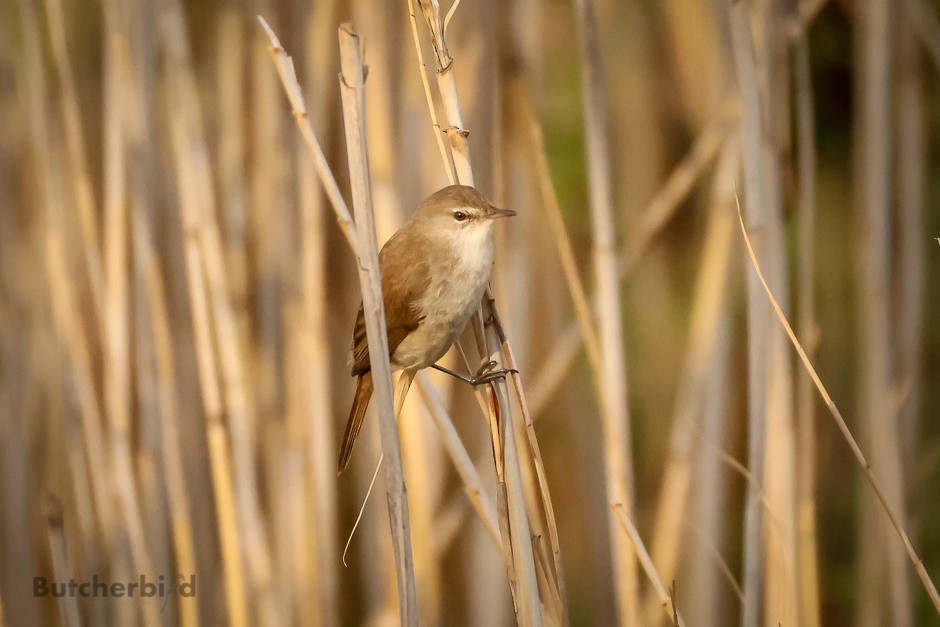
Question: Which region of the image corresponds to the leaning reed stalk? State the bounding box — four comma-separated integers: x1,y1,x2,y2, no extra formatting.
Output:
572,0,640,624
338,24,419,626
735,197,940,616
612,505,684,627
855,1,912,624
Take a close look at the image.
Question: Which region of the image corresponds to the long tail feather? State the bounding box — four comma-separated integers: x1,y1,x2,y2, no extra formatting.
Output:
338,371,373,474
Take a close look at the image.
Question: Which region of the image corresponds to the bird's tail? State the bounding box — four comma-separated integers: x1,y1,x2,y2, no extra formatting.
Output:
338,371,373,474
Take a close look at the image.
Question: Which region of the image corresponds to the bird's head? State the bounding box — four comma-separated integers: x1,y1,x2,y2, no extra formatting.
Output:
415,185,516,238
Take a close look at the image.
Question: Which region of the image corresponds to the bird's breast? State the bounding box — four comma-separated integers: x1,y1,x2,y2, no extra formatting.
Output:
391,229,494,371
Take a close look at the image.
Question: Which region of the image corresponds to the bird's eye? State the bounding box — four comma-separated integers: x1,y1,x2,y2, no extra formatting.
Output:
453,211,468,222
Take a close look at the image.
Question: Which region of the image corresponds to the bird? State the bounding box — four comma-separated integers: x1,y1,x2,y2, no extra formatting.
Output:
338,185,516,474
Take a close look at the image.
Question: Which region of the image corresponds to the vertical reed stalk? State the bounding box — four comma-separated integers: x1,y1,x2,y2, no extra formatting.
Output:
793,19,822,627
408,2,555,623
855,0,911,624
572,0,639,624
895,0,927,504
338,24,419,626
729,5,770,624
645,139,738,623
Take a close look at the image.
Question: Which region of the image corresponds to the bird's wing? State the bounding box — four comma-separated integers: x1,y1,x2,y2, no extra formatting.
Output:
351,229,431,376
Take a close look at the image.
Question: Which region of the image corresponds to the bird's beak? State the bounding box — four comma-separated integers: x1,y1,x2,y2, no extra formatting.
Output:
487,206,517,219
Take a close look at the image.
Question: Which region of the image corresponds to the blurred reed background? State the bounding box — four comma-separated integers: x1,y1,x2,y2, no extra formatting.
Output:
0,0,938,625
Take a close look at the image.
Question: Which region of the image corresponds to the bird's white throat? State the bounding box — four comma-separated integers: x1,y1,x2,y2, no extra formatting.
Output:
439,219,495,273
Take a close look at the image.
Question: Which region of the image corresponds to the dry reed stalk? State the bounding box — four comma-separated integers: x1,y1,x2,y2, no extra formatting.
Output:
359,9,444,620
528,99,737,416
299,4,342,624
406,4,456,184
753,5,800,625
215,12,250,345
161,2,275,623
247,11,293,621
572,0,640,624
490,303,569,621
42,0,104,325
734,197,940,616
896,0,927,498
855,1,912,625
408,1,553,623
644,139,738,623
415,0,472,185
101,5,161,624
15,0,118,581
792,21,822,627
685,268,734,622
612,504,684,627
729,5,773,623
338,24,419,626
133,216,200,627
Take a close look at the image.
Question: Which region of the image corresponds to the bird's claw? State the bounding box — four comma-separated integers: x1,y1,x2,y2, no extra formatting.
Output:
470,361,518,386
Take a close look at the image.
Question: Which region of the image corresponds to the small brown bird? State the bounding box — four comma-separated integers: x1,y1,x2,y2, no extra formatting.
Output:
338,185,516,473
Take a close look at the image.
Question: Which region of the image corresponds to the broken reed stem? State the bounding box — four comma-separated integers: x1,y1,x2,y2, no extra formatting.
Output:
338,24,419,627
612,504,684,627
734,197,940,616
572,0,640,625
415,0,473,185
406,4,456,184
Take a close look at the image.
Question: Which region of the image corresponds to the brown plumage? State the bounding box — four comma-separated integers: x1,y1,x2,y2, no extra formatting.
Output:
338,185,514,474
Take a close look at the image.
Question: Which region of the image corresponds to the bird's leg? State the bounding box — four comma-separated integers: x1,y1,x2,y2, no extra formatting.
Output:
431,361,518,387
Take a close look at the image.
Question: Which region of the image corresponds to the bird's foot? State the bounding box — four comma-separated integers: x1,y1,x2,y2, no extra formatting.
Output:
430,361,518,387
471,360,518,386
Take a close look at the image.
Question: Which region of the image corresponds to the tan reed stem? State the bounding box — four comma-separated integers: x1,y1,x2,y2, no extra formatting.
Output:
338,24,419,626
